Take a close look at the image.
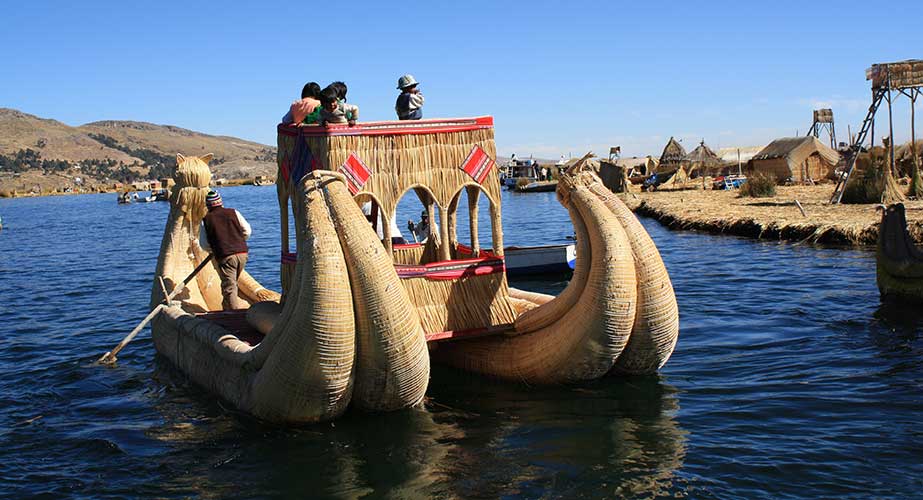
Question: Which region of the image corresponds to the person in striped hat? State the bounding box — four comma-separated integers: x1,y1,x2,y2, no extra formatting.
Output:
199,190,252,310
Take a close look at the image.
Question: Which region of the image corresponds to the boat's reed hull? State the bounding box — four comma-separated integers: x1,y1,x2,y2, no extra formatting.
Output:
877,203,923,302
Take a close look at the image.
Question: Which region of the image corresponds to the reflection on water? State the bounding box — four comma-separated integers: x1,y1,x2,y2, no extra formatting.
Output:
143,362,687,499
2,187,923,498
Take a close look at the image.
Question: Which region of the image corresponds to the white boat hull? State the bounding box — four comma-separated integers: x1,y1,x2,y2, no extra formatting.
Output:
504,243,576,275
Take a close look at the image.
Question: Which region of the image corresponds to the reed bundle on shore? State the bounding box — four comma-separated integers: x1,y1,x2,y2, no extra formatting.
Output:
622,185,923,246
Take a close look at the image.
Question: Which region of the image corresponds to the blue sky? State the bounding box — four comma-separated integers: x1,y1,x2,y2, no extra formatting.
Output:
1,1,921,159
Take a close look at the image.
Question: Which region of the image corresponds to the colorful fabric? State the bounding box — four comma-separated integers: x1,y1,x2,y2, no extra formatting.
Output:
206,190,222,207
395,257,505,281
339,153,371,194
283,134,316,184
460,145,495,184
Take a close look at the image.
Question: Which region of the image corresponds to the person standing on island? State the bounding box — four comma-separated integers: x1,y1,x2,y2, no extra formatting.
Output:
395,74,424,120
200,190,252,310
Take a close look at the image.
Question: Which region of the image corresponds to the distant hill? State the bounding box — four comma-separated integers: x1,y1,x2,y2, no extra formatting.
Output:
0,108,276,195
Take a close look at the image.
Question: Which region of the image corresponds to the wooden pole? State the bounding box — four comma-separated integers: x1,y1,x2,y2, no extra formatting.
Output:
467,185,480,255
97,254,214,365
438,205,451,262
737,148,742,177
888,88,896,176
912,89,918,168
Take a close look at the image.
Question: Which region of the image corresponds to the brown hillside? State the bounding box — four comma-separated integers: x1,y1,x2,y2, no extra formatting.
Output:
77,120,276,178
0,108,138,163
0,108,277,181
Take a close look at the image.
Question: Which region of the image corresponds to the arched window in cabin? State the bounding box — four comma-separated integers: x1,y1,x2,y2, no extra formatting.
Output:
392,185,444,265
448,184,502,259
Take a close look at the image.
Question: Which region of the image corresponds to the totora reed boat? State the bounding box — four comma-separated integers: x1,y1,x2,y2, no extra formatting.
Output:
149,117,679,424
877,203,923,302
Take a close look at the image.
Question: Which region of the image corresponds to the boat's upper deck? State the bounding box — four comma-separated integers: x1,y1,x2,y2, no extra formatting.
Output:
278,116,494,137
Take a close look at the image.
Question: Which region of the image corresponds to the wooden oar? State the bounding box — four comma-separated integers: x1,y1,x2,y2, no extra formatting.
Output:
97,254,214,365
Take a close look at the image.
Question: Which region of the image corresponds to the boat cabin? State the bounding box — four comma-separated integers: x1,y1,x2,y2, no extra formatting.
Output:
276,117,518,338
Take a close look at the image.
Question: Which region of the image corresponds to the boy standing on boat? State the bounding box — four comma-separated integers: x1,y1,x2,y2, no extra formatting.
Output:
395,74,424,120
200,190,252,310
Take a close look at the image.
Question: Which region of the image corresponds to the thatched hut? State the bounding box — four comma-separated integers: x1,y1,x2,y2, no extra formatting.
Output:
657,137,686,174
748,137,840,183
683,140,723,177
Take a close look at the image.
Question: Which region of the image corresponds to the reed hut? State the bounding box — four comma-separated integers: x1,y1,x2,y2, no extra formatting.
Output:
749,137,840,184
683,140,723,177
657,137,686,175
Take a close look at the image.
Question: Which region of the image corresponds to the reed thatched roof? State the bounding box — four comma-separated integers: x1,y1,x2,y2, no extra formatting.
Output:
716,146,764,164
752,136,840,166
658,137,686,167
866,59,923,90
896,140,923,162
684,141,723,168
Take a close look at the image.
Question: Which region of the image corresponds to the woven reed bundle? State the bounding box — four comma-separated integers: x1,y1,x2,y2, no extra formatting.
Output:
511,203,591,334
321,172,430,410
151,174,355,423
587,179,679,374
243,175,357,422
877,204,923,301
432,174,638,383
152,154,222,312
401,271,518,334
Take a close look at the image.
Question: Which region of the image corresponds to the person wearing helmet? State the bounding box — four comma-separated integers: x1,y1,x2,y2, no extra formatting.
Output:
395,74,425,120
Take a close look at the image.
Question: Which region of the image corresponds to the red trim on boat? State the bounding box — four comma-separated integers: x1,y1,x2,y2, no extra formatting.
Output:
455,243,496,258
278,116,494,138
395,257,505,280
392,242,422,250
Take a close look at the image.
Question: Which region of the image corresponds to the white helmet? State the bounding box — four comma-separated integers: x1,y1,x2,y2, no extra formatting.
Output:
397,74,419,90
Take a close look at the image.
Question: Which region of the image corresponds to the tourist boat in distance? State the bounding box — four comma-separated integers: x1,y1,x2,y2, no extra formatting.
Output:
137,189,170,202
877,203,923,302
253,175,274,186
514,180,558,193
502,158,539,189
147,117,678,425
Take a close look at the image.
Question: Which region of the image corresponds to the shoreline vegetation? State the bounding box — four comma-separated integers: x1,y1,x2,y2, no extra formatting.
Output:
0,177,270,198
620,185,923,246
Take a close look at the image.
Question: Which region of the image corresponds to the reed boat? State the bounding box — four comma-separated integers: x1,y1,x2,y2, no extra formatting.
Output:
877,203,923,301
149,117,678,424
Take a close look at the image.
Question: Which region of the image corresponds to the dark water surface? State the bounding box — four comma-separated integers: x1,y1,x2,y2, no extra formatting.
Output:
1,187,921,499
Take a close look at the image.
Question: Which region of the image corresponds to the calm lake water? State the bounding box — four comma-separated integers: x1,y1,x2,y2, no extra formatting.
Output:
1,186,921,499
